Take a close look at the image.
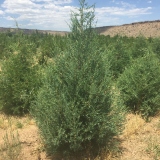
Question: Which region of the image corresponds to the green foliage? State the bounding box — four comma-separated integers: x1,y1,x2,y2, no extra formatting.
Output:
38,34,68,65
117,54,160,118
130,36,149,59
151,38,160,58
105,36,132,78
32,54,124,157
0,45,40,115
32,0,124,158
1,6,160,158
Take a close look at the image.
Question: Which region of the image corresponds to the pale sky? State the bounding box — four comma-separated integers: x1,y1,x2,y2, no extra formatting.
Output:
0,0,159,31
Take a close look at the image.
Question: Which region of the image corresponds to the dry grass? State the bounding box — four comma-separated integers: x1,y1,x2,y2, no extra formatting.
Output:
0,113,47,160
122,114,145,138
0,114,22,160
0,130,22,160
117,113,160,160
0,113,34,130
0,112,159,160
146,136,160,160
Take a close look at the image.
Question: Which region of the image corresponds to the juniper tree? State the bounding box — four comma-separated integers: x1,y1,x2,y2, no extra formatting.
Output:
32,0,124,158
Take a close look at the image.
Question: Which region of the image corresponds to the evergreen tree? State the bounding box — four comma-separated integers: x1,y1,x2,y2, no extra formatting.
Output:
32,0,124,158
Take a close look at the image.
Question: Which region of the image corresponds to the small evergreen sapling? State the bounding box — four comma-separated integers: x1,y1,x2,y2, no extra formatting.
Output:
117,53,160,119
0,44,40,115
32,0,124,158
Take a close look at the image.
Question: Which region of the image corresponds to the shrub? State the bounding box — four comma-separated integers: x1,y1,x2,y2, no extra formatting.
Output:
130,36,149,59
0,45,40,115
151,38,160,58
105,37,132,79
32,0,124,158
117,53,160,119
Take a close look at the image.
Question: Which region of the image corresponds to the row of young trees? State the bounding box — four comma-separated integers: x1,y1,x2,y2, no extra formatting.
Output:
0,0,160,158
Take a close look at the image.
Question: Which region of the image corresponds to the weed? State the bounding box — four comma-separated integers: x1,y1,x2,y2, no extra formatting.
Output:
16,121,23,129
146,136,160,160
0,130,22,160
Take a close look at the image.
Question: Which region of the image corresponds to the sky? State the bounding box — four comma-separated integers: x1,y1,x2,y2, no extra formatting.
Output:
0,0,159,31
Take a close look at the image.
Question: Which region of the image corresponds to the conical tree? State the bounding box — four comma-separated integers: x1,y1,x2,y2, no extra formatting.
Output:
32,0,124,158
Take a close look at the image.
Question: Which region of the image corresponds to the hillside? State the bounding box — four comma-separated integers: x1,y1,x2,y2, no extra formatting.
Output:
96,20,160,37
0,27,69,36
0,20,160,37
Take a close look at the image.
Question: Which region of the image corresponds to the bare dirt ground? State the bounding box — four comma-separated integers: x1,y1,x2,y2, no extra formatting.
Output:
96,20,160,38
0,113,49,160
0,112,159,160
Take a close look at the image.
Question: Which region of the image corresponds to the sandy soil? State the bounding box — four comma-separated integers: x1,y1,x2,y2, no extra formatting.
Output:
0,112,159,160
0,114,49,160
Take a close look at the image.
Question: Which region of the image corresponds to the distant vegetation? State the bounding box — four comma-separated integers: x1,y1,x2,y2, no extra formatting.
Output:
1,20,160,37
0,0,160,159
